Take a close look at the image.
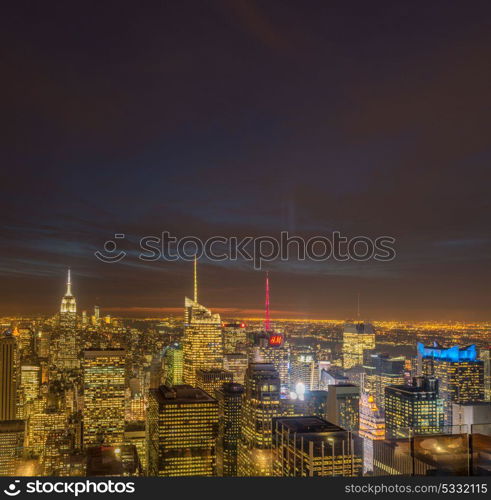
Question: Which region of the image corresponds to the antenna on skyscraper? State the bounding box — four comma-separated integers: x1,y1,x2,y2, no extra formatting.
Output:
265,271,271,332
357,291,360,321
66,267,72,296
193,255,198,303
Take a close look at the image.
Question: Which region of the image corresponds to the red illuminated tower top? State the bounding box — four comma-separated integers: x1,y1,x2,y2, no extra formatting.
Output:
265,271,271,332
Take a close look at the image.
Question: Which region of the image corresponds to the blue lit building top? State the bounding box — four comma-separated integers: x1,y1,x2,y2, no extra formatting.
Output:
417,342,477,362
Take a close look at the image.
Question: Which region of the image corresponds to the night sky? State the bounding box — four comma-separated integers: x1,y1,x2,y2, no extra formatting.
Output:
2,1,491,320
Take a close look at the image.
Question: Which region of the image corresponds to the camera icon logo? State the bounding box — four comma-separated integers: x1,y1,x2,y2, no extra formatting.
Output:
4,480,21,496
94,233,127,263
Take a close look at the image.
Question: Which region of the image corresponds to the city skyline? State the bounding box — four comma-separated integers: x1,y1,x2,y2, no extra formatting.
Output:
0,246,488,478
2,0,491,486
2,264,491,322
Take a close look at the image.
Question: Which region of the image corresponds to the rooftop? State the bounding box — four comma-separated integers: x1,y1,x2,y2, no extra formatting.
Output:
152,384,217,404
418,342,478,362
83,348,126,358
0,420,25,433
274,416,345,434
344,322,375,335
216,382,244,395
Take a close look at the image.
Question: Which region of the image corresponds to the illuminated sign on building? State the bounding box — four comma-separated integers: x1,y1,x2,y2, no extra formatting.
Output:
417,342,477,362
268,334,284,347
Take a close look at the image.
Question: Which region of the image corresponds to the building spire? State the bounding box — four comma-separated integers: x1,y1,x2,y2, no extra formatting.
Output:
193,255,198,303
66,267,72,296
265,271,271,332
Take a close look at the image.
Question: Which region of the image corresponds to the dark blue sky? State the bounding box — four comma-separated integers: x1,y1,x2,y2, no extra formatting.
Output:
1,0,491,319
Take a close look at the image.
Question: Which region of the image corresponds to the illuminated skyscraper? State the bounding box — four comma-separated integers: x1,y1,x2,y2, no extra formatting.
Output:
327,383,360,430
290,348,316,392
27,407,67,455
57,269,79,370
17,327,33,358
93,305,100,325
196,368,233,397
249,274,290,391
280,390,329,419
223,321,247,354
419,343,484,426
126,392,146,422
385,377,444,438
0,420,25,476
147,385,219,476
19,364,40,418
272,416,363,477
0,331,18,421
37,330,50,359
163,343,183,387
319,369,349,389
216,382,244,477
41,430,72,476
60,268,77,317
223,353,248,385
183,259,223,386
83,349,126,448
363,352,405,410
479,347,490,402
342,322,375,370
359,393,385,474
250,333,290,392
124,423,147,473
238,363,281,476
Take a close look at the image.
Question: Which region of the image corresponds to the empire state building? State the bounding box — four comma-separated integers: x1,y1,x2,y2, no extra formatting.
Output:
58,268,79,368
60,268,77,315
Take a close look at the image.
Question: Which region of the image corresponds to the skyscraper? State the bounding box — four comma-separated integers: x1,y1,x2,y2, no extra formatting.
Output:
358,393,385,474
57,269,79,370
18,364,40,419
272,416,363,477
223,353,248,385
60,268,76,318
342,322,376,370
124,423,147,473
196,368,233,397
222,321,247,354
20,365,40,404
290,349,316,392
27,407,67,456
280,390,329,419
363,352,405,411
250,333,290,392
0,420,25,476
183,259,223,386
249,273,290,391
419,343,485,426
0,331,18,421
385,377,444,438
479,347,490,402
163,343,183,387
83,349,126,448
327,383,360,430
238,363,281,476
216,382,244,477
147,385,219,476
